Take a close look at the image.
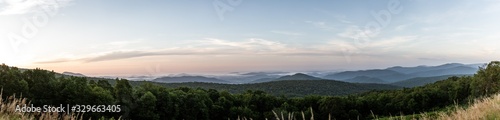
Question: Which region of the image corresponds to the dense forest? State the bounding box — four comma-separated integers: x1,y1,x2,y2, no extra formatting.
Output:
150,80,401,97
1,61,500,120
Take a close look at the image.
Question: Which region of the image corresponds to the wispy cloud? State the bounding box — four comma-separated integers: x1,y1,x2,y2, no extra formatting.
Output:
36,58,73,64
35,36,421,64
270,30,303,36
90,40,143,50
333,15,353,24
368,36,417,49
305,21,335,31
36,38,336,64
0,0,72,15
313,9,353,24
337,25,378,40
394,23,413,31
328,36,418,55
36,49,224,64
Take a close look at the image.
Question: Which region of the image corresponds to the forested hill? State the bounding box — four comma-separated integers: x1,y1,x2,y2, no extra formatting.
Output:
90,73,401,97
2,62,500,120
154,80,401,97
390,74,473,87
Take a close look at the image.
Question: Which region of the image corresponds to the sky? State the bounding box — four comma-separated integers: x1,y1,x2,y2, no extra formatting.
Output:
1,0,500,76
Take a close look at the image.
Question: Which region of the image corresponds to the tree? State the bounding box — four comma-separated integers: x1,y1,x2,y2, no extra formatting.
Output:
133,91,159,120
114,79,134,119
88,86,115,119
0,65,28,97
472,61,500,97
97,80,114,93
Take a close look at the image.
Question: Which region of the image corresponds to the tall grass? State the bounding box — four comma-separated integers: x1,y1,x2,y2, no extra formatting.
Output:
429,94,500,120
267,93,500,120
384,94,500,120
0,90,82,120
269,107,314,120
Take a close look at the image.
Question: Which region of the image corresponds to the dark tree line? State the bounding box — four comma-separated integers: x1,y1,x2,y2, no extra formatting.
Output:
1,61,500,120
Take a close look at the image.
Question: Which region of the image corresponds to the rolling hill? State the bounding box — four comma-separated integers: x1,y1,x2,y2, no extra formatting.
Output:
274,73,323,81
387,63,466,74
323,69,410,83
323,63,480,84
345,76,386,83
324,69,402,80
155,80,401,97
216,72,282,84
248,77,277,83
247,73,323,83
408,66,477,77
153,76,230,83
391,74,473,87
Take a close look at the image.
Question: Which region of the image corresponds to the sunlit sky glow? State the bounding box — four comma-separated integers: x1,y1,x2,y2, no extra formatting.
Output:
1,0,500,76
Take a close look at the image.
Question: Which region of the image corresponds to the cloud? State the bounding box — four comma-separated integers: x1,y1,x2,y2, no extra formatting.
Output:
38,36,423,64
333,15,353,24
313,9,353,24
36,48,234,63
270,30,303,36
418,57,447,61
327,36,417,55
202,38,289,52
35,58,73,64
305,21,335,31
84,51,161,62
337,25,378,41
394,23,412,31
35,36,422,64
36,38,339,64
0,0,72,15
91,40,143,50
368,36,417,48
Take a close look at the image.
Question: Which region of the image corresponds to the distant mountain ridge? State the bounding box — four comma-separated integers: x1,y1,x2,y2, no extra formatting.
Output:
247,73,322,83
390,75,472,87
275,73,323,81
146,63,481,88
387,63,465,74
322,63,480,85
408,66,477,77
345,76,386,83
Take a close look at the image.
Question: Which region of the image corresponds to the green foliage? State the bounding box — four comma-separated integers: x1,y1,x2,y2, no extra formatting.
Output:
391,75,471,87
1,61,500,119
133,91,159,120
157,80,401,97
471,61,500,97
114,79,134,119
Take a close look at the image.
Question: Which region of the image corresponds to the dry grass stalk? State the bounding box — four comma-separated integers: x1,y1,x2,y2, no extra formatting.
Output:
432,94,500,120
1,89,82,120
301,111,305,120
310,107,314,120
281,111,284,120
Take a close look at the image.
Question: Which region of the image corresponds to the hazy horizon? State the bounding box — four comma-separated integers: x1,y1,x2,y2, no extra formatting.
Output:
1,0,499,76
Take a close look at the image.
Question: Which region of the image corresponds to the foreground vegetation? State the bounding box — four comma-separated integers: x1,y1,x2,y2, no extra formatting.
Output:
432,93,500,119
1,61,500,119
0,90,82,120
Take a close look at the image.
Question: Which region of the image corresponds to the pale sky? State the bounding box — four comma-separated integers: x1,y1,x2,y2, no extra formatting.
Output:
1,0,499,76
